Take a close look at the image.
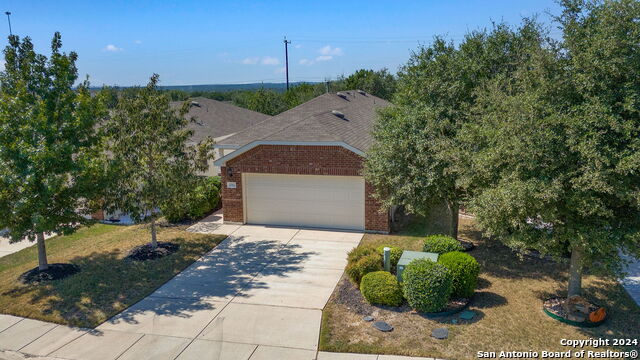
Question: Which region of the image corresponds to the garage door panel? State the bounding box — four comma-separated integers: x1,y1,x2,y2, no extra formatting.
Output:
244,174,364,231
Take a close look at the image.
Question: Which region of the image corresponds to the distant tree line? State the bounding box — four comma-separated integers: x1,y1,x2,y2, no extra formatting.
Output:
100,68,397,116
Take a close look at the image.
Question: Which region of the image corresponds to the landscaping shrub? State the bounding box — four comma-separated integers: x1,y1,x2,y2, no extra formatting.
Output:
162,176,221,223
347,245,378,263
438,251,480,298
402,258,453,313
375,245,403,269
360,271,404,306
423,234,464,254
346,252,383,284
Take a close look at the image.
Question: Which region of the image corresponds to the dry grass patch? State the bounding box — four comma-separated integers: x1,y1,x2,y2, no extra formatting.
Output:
0,223,226,328
320,217,640,359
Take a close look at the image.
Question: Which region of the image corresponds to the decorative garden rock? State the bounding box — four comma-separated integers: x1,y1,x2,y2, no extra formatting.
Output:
432,327,449,339
373,321,393,332
363,316,374,322
459,310,476,320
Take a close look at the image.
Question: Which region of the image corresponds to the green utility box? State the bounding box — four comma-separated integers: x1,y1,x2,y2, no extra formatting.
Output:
396,250,439,282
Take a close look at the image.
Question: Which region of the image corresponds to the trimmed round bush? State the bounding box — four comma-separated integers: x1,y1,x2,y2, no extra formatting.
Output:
423,234,464,254
402,258,453,313
375,245,403,269
438,251,480,299
360,271,404,306
346,253,383,285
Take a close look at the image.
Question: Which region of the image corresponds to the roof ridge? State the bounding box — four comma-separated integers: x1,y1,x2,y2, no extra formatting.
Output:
255,102,348,141
222,93,348,144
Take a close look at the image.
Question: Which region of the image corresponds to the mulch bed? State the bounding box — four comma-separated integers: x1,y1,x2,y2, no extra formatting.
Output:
459,240,475,251
543,296,606,327
125,242,180,261
19,263,80,284
335,278,376,315
335,277,470,317
543,297,599,318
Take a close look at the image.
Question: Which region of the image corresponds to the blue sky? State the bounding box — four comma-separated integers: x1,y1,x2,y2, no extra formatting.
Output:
1,0,561,86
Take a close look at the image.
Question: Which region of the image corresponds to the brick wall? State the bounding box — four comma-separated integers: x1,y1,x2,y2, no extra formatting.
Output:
220,145,389,233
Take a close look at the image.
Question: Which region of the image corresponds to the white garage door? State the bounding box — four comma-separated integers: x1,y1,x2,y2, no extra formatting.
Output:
244,173,365,231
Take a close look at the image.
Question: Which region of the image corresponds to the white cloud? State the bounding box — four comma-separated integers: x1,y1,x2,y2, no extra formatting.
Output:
315,55,333,62
318,45,343,56
242,57,260,65
103,44,123,52
299,58,314,66
261,56,280,65
294,44,302,49
134,40,142,44
242,56,280,66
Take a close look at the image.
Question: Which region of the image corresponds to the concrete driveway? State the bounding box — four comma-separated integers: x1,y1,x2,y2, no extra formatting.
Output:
0,233,56,258
3,224,367,360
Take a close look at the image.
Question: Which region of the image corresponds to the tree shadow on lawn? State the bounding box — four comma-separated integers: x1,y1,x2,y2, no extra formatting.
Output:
460,229,567,283
2,235,316,329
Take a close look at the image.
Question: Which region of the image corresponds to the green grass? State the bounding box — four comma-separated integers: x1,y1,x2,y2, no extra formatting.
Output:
0,223,226,327
320,216,640,359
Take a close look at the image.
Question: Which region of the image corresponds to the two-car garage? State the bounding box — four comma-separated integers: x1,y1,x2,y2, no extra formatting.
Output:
243,173,365,231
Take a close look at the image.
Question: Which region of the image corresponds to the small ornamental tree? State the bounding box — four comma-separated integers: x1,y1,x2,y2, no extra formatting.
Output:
101,74,213,248
0,33,104,271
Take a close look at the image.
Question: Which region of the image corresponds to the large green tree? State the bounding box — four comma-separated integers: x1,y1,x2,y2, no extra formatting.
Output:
335,68,397,100
0,33,104,271
461,0,640,297
101,74,212,247
365,22,543,238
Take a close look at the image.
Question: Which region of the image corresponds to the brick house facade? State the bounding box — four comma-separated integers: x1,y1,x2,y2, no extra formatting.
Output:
220,145,390,233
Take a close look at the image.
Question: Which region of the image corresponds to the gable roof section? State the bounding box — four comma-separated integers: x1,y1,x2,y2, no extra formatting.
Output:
214,91,391,152
170,97,271,144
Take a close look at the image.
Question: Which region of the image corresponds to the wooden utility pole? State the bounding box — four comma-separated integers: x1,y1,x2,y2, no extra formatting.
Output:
5,12,11,36
284,36,291,90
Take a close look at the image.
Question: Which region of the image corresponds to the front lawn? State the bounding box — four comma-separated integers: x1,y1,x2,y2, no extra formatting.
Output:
0,223,226,328
320,216,640,359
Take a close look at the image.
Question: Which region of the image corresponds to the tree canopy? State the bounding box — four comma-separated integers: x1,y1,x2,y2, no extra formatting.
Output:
0,33,104,270
460,0,640,296
101,74,212,247
365,22,543,238
366,0,640,298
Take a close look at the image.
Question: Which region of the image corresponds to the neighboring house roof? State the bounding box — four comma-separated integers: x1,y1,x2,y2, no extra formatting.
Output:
214,90,391,153
170,97,271,144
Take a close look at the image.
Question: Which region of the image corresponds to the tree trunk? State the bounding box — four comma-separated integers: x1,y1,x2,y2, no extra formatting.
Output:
37,232,49,271
446,200,459,240
567,246,583,298
150,218,158,248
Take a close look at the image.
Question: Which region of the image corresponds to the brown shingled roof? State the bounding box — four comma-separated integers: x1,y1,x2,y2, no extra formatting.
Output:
170,97,271,143
215,90,390,152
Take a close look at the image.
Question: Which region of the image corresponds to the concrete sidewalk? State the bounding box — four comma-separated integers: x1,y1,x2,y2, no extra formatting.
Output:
0,234,56,259
621,253,640,306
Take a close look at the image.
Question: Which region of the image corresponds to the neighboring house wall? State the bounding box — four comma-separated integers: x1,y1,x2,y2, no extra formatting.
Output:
220,145,389,233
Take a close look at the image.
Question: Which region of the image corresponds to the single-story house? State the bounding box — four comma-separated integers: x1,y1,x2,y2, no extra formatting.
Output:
93,97,271,223
175,97,272,176
213,90,391,233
